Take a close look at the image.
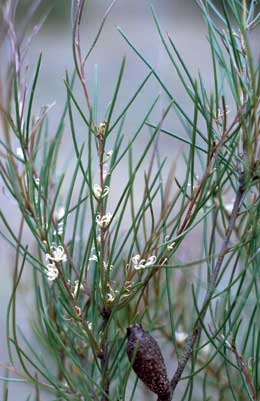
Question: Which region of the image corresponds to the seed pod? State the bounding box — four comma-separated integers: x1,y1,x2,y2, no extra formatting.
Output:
127,323,171,400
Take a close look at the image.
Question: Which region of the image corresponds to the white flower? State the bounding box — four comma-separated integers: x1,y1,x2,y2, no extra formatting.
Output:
167,241,176,251
87,321,92,330
164,235,176,251
96,213,112,228
35,177,40,186
217,105,230,119
132,254,146,270
132,254,157,270
103,261,113,271
132,254,141,265
45,263,59,281
93,184,110,199
102,186,110,197
145,256,157,266
97,121,107,137
107,292,115,302
93,184,102,198
46,244,67,263
89,248,99,264
106,283,119,303
89,254,98,262
16,147,24,160
107,290,118,303
175,330,188,345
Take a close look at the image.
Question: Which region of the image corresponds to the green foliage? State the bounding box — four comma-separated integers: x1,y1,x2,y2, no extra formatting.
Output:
1,1,260,400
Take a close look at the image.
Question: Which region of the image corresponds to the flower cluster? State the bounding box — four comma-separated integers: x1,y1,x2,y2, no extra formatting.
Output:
89,253,98,262
46,245,67,263
45,263,59,281
96,213,112,228
44,244,67,281
132,254,157,270
93,184,110,199
96,121,107,137
217,105,230,120
89,255,113,272
106,283,119,303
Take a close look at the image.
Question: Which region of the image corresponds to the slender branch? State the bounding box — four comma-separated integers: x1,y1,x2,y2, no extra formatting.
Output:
96,126,111,401
83,0,119,65
72,0,92,111
99,137,110,401
100,308,111,401
170,170,245,397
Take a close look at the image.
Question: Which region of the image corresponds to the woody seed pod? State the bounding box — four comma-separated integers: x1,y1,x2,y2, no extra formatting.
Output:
127,323,171,401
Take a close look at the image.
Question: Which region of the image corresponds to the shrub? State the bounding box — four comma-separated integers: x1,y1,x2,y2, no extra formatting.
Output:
1,1,260,400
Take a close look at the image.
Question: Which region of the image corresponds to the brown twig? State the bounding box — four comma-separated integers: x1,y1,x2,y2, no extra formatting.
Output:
72,0,92,112
99,308,111,401
97,127,112,401
82,0,119,65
